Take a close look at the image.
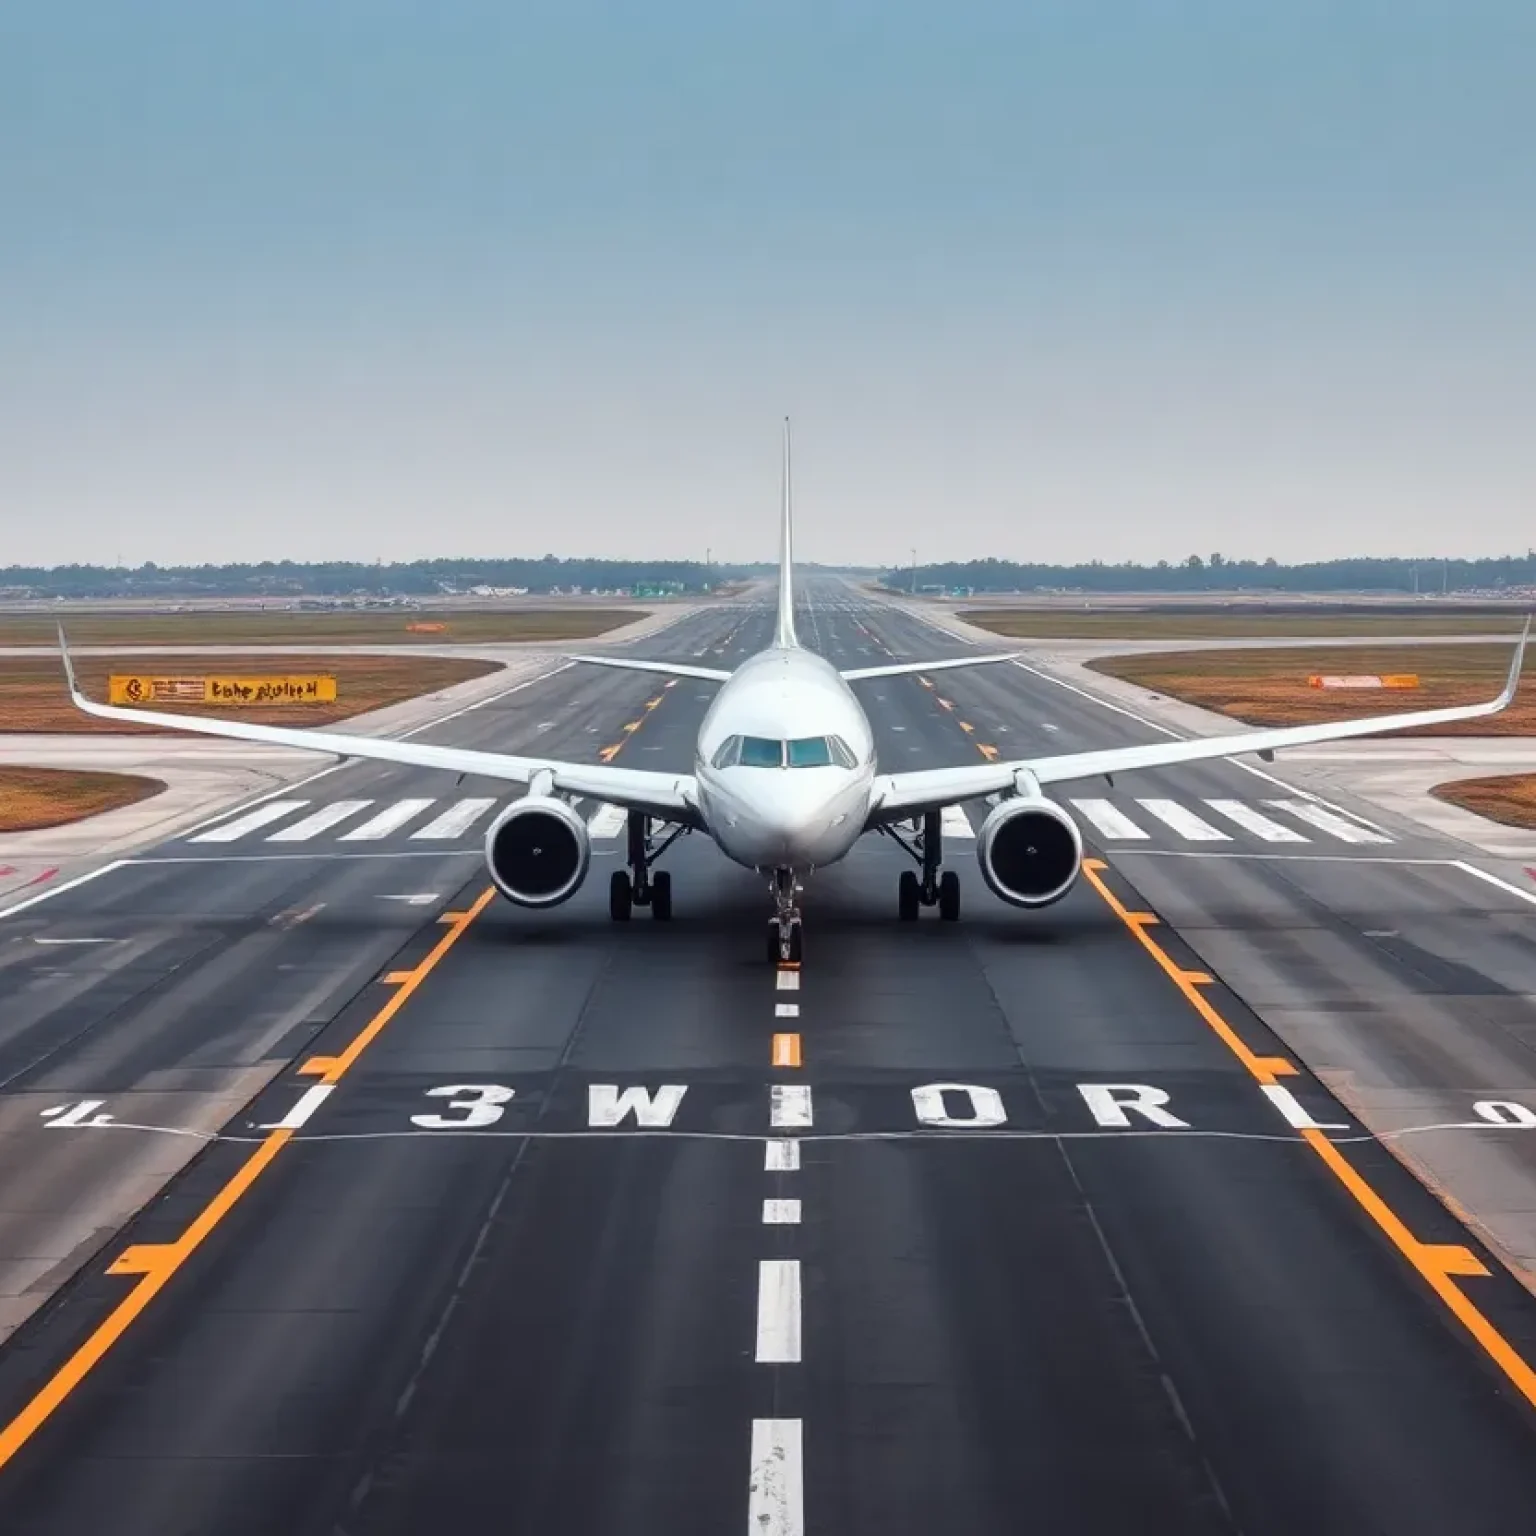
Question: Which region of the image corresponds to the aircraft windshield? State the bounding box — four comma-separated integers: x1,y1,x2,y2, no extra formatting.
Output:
711,735,858,769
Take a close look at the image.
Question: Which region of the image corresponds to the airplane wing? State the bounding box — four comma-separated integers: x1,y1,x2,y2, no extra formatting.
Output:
840,653,1017,683
59,633,700,826
868,621,1529,823
568,655,733,683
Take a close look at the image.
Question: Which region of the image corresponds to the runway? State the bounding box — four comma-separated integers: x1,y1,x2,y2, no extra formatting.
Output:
1,584,1536,1532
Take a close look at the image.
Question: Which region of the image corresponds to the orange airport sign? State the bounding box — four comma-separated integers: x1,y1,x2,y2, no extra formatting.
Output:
1307,674,1419,690
109,675,338,706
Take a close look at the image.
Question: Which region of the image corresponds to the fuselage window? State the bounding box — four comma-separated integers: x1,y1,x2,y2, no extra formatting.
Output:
786,736,835,769
738,736,785,768
711,735,743,769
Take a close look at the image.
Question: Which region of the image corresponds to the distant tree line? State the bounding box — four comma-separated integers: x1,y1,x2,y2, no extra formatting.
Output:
0,558,751,601
882,553,1536,596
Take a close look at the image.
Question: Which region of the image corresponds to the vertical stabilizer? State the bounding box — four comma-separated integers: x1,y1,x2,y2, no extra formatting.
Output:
775,417,799,648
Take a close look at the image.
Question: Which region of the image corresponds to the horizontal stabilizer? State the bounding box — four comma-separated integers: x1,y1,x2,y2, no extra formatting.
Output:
568,655,733,683
841,653,1017,683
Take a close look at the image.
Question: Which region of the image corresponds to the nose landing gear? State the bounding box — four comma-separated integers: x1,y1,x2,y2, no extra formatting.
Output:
767,867,804,964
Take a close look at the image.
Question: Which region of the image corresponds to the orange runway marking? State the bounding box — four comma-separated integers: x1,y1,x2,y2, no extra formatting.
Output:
0,885,499,1471
1082,857,1536,1413
772,1033,803,1068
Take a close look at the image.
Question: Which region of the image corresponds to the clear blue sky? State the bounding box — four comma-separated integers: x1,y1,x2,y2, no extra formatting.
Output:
2,2,1532,566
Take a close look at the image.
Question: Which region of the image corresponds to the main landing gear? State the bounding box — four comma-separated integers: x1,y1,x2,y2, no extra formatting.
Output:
609,810,685,922
886,809,961,923
766,867,804,965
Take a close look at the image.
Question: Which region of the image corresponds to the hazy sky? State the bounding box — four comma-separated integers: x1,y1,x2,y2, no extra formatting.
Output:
3,2,1534,567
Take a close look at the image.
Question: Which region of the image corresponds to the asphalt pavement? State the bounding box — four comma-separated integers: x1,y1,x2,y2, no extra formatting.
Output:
0,585,1534,1532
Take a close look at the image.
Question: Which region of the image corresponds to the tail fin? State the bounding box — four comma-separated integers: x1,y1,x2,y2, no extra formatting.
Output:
774,417,798,648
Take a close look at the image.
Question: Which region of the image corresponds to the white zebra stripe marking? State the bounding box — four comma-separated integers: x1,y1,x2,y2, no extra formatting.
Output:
1137,799,1231,842
339,798,436,841
1069,798,1150,840
1203,799,1308,843
940,804,976,839
411,798,498,840
587,803,627,838
264,801,374,842
1265,799,1390,844
189,801,311,843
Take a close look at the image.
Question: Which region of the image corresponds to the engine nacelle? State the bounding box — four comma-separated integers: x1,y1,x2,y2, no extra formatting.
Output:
483,797,591,908
976,796,1084,909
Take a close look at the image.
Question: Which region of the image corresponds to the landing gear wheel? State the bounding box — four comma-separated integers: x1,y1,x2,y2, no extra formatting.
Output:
609,870,633,921
898,869,921,921
938,870,961,922
650,870,673,921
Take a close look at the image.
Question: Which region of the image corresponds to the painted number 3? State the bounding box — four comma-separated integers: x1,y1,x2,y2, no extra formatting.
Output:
410,1084,515,1130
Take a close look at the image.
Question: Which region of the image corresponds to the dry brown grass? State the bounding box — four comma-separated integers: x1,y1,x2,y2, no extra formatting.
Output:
0,609,643,646
0,653,501,734
1432,774,1536,830
1090,643,1536,736
0,766,164,831
966,610,1526,640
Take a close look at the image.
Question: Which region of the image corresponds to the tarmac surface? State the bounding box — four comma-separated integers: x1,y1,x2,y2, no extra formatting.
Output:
0,585,1535,1532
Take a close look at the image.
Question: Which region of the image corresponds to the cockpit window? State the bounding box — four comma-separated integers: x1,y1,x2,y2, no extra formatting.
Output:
712,735,860,769
738,736,785,768
786,736,834,768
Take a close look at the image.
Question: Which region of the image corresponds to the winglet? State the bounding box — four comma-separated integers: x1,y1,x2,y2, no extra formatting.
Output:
1498,616,1531,708
774,417,798,649
56,624,81,703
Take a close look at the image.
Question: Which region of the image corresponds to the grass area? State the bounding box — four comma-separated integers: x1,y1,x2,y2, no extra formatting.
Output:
1089,643,1536,736
0,608,644,646
1432,774,1536,830
0,653,501,733
963,610,1527,640
0,766,165,832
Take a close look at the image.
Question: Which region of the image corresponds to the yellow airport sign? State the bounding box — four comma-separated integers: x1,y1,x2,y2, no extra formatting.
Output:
109,675,338,706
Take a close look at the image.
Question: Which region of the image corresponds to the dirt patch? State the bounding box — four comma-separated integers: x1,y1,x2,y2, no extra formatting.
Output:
1,654,502,733
0,609,644,646
1432,774,1536,830
0,766,165,832
965,611,1526,640
1089,643,1536,736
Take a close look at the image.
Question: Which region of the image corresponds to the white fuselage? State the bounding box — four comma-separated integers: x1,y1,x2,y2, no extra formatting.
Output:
693,646,876,872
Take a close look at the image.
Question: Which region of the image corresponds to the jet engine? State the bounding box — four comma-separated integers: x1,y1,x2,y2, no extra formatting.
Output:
976,796,1083,909
483,797,591,908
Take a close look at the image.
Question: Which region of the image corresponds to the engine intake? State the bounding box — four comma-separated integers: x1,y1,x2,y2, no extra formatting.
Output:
484,797,591,908
976,796,1083,909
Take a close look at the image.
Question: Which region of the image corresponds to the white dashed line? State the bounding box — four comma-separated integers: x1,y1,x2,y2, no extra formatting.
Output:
339,798,436,841
189,801,310,843
776,970,800,991
1265,799,1390,844
1203,799,1307,842
774,1003,800,1018
266,800,374,842
770,1085,813,1128
755,1260,802,1362
411,798,497,839
748,1419,804,1536
259,1085,334,1131
763,1199,802,1224
764,1139,801,1171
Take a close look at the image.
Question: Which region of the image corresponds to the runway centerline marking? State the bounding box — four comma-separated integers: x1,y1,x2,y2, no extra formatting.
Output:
0,883,499,1472
1081,857,1536,1411
771,1034,802,1068
755,1260,802,1362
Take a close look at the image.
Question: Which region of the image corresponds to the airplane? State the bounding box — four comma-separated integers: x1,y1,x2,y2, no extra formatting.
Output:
60,423,1528,965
